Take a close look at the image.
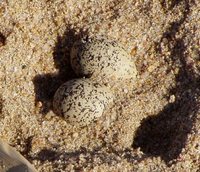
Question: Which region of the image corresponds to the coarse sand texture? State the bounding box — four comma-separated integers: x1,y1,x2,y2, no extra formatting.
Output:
0,0,199,172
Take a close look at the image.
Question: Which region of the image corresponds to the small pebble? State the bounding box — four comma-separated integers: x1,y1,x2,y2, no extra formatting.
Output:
37,101,43,108
169,95,176,103
72,132,79,138
123,88,128,94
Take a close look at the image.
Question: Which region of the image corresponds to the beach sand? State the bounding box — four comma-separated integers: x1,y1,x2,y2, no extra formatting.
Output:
0,0,199,171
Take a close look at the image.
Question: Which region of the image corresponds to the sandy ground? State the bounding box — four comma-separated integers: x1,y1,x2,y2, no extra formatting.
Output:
0,0,199,171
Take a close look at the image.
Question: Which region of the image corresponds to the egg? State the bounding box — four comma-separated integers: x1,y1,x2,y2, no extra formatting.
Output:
70,37,137,81
53,79,114,126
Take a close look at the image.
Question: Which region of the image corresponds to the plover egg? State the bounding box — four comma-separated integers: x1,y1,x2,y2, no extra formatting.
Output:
70,37,137,82
53,79,114,126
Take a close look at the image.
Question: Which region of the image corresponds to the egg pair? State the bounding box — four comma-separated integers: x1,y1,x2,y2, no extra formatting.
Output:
53,37,137,126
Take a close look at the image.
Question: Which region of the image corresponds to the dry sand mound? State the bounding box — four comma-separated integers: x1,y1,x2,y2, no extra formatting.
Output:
0,0,199,171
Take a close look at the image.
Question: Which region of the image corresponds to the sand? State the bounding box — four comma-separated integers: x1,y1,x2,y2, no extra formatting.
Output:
0,0,199,171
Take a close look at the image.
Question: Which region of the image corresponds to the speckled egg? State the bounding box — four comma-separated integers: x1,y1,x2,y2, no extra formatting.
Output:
70,37,137,81
53,79,114,126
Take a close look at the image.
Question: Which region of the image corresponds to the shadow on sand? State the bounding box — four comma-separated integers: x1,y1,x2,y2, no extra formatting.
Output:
133,0,199,165
133,72,199,164
32,27,87,114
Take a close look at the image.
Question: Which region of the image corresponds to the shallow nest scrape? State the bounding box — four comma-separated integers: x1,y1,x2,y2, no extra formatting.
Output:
0,0,199,171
